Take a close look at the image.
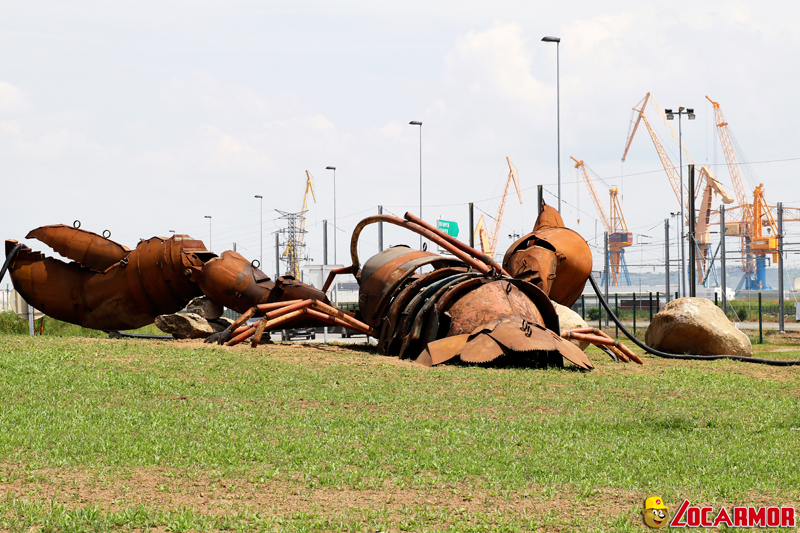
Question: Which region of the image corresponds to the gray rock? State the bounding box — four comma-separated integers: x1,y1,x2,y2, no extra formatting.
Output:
186,296,224,320
552,301,589,351
208,316,234,329
645,297,752,357
155,312,229,339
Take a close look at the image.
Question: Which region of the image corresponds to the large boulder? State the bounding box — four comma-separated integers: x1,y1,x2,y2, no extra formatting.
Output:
155,312,230,339
645,297,752,357
186,296,224,320
553,301,590,351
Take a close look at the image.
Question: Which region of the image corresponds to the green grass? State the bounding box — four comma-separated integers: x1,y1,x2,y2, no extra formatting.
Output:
0,310,164,337
0,335,798,531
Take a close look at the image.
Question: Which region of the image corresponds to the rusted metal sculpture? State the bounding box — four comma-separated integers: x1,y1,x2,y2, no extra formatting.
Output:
4,204,639,370
503,204,593,308
4,222,330,331
311,210,594,369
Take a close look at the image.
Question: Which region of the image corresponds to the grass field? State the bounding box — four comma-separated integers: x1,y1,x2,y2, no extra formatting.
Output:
0,332,799,532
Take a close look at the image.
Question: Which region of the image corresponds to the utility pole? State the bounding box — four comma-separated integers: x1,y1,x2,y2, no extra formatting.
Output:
469,203,474,249
721,205,727,315
323,219,328,343
275,232,280,279
604,231,610,327
323,220,328,265
537,185,543,215
688,164,696,297
779,202,785,333
665,219,670,304
378,206,384,252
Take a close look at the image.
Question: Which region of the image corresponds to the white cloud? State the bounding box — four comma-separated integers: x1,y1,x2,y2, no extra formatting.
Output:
444,23,550,108
0,120,21,136
199,124,271,168
0,81,32,115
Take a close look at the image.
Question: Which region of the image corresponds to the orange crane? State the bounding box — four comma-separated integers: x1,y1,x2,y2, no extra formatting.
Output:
571,156,632,286
705,96,800,289
474,157,522,260
622,92,734,283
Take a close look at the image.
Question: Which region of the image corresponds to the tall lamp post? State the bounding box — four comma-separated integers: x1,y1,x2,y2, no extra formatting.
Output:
409,120,423,249
204,215,212,252
254,195,263,268
541,36,561,213
325,166,337,304
665,106,695,298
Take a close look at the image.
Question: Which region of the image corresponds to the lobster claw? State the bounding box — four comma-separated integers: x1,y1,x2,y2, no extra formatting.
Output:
5,226,208,330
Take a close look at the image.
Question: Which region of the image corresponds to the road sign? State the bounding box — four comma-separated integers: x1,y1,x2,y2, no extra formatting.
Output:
437,219,459,238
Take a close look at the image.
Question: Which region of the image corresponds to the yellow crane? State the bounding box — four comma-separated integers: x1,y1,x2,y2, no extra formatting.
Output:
704,96,800,288
571,156,632,286
622,92,734,283
283,171,316,279
474,157,522,259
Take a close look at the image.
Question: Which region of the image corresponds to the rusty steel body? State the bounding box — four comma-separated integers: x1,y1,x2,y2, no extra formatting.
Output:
339,212,594,369
5,224,330,331
502,204,592,308
6,203,600,369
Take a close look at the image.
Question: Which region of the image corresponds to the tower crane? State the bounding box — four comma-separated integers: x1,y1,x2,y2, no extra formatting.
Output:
474,157,523,260
282,171,316,279
622,92,734,284
571,156,632,286
704,96,800,289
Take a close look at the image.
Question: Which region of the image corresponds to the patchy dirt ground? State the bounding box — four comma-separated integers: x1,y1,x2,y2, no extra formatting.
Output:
0,463,639,528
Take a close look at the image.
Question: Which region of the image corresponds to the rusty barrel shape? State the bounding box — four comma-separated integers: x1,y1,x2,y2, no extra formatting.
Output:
358,245,592,369
188,250,330,315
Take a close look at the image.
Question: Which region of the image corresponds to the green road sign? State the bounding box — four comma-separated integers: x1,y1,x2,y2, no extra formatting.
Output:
437,219,459,238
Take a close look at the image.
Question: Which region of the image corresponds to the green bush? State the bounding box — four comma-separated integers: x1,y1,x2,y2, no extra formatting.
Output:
587,307,600,321
736,307,748,321
0,310,28,334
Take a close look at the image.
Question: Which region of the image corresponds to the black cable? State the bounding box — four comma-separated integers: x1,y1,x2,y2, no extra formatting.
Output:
588,274,800,366
108,332,174,340
1,243,21,284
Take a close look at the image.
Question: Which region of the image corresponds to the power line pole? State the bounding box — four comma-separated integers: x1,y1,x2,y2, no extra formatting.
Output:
721,204,727,315
665,219,670,304
275,232,280,279
469,203,474,249
779,202,785,333
378,206,384,252
688,164,696,297
604,231,609,327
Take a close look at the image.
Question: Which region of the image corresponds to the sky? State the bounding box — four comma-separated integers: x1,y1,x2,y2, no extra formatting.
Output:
3,0,800,284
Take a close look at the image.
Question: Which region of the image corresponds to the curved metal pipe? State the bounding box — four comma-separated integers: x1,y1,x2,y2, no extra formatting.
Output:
588,274,800,366
1,243,22,284
349,214,493,275
402,212,509,276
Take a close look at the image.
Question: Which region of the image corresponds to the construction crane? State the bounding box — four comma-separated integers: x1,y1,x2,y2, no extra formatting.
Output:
282,171,316,279
571,156,632,286
474,157,522,260
622,92,734,284
705,96,800,289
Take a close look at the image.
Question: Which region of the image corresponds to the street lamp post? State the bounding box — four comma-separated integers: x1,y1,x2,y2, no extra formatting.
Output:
325,166,337,304
204,215,212,252
255,195,263,268
409,120,423,249
541,36,561,213
665,106,695,298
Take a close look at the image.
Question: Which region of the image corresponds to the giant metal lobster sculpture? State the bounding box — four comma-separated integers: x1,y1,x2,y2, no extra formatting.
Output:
3,203,613,370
